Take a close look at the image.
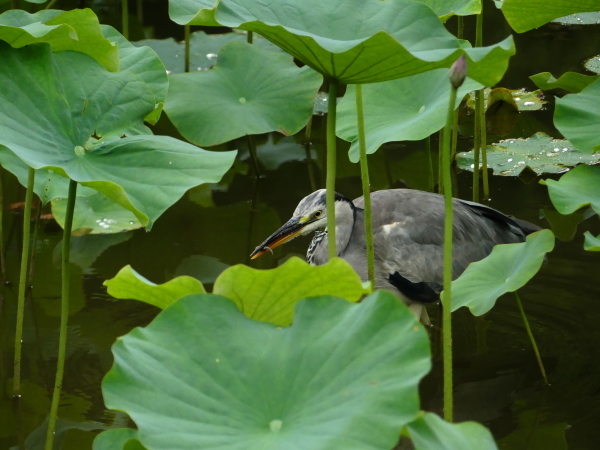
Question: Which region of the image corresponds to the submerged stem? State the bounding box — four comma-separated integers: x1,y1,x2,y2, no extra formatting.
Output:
355,85,375,287
326,79,338,259
13,167,35,395
0,169,5,279
121,0,129,40
45,180,78,450
425,135,434,192
184,25,190,73
442,85,458,423
515,292,549,385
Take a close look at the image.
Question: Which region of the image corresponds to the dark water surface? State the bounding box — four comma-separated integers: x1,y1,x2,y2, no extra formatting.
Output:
1,3,600,449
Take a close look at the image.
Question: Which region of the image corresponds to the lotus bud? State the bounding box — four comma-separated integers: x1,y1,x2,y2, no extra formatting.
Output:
449,55,467,88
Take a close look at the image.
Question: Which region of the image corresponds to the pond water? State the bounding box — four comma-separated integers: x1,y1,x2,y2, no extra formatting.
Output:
1,2,600,449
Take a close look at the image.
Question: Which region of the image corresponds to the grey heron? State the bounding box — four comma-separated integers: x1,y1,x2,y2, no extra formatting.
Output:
250,189,541,319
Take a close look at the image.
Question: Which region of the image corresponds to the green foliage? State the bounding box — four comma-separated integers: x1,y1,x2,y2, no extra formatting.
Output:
450,230,555,315
93,428,146,450
336,69,482,162
213,257,367,326
456,133,600,176
501,0,600,33
466,87,546,111
104,265,205,309
102,292,431,450
215,0,515,85
0,43,236,229
168,0,220,25
530,72,599,93
165,42,322,146
553,12,600,25
542,164,600,215
0,9,118,71
585,55,600,74
555,78,600,153
406,412,497,449
415,0,482,17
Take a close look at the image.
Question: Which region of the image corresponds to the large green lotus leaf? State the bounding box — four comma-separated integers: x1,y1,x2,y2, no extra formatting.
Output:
0,43,236,229
105,265,206,309
456,133,600,176
553,11,600,24
165,41,322,146
501,0,600,32
530,72,599,93
584,232,600,251
94,428,147,450
337,69,482,162
542,164,600,215
585,55,600,74
101,25,168,123
102,291,432,450
213,257,367,326
555,78,600,154
215,0,515,85
134,31,285,75
0,8,118,71
415,0,482,16
450,230,555,316
168,0,219,25
52,192,142,235
406,412,497,449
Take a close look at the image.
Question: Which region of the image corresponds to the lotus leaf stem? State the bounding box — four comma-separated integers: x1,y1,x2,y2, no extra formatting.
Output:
479,93,489,199
515,292,549,385
472,91,481,201
184,25,190,73
442,83,458,423
425,135,433,192
28,206,42,282
438,129,444,194
45,0,58,9
13,167,35,394
136,0,144,22
457,16,464,40
304,117,318,191
247,31,254,44
246,135,260,178
326,79,338,259
45,179,78,450
0,169,5,278
355,84,375,287
122,0,129,39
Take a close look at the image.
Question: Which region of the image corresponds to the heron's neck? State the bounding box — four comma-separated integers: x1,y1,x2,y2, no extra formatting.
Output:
333,199,356,256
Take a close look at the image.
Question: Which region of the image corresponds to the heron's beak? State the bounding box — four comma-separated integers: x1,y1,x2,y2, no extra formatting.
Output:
250,217,305,259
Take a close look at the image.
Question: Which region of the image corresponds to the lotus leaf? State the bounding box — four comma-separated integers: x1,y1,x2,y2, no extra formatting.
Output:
555,78,600,153
215,0,515,85
530,72,599,93
456,133,600,176
584,232,600,251
584,55,600,74
133,31,285,75
406,412,497,449
62,233,133,269
542,208,587,242
213,257,367,326
450,230,555,315
0,8,118,71
0,43,236,229
337,69,482,162
52,192,142,235
501,0,600,33
248,135,316,171
94,428,146,450
165,41,322,146
415,0,482,17
466,87,546,111
542,164,600,215
553,12,600,25
102,291,431,450
174,255,230,284
104,265,205,309
168,0,220,26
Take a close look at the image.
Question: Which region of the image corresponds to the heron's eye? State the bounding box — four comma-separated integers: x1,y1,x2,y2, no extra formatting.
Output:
314,210,322,218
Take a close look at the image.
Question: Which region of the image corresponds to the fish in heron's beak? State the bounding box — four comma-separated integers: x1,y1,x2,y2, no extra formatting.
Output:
250,217,305,259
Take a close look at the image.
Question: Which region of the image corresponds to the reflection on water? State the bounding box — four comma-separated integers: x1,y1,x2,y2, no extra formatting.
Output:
1,5,600,450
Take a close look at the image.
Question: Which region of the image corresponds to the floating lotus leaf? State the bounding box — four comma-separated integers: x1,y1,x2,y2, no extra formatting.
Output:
105,265,205,309
530,72,599,93
541,164,600,215
165,41,322,146
215,0,515,85
94,428,146,450
584,55,600,74
102,291,431,450
133,31,284,75
555,77,600,153
168,0,219,26
501,0,600,33
174,255,230,284
584,232,600,251
337,69,482,162
553,12,600,24
0,43,236,229
456,133,600,176
52,192,142,235
406,412,497,450
213,257,367,326
467,87,546,111
416,0,482,17
0,8,118,71
450,230,555,315
248,135,315,171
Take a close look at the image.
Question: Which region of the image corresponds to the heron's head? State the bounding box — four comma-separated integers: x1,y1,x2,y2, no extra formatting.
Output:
250,189,351,259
